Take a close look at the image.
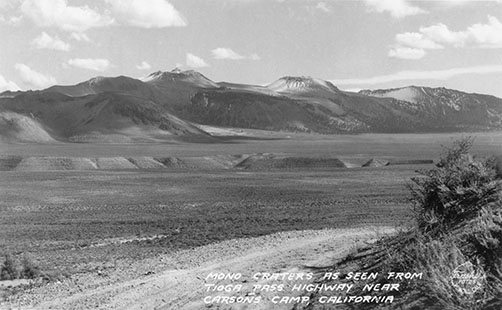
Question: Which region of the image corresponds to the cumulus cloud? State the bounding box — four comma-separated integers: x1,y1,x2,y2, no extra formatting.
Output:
390,16,502,59
32,32,70,51
388,47,426,59
419,24,468,47
70,32,91,42
420,16,502,48
15,63,56,89
0,74,20,92
67,58,111,71
211,47,260,60
395,32,444,50
106,0,186,28
20,0,112,32
211,48,245,60
136,61,151,70
365,0,427,18
186,53,209,68
329,65,502,86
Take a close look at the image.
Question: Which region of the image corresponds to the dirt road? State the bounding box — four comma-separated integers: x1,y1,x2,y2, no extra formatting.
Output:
8,227,394,310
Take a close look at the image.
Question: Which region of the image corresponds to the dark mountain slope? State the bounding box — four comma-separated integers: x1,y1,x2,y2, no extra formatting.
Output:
361,86,502,130
45,76,152,97
0,91,212,143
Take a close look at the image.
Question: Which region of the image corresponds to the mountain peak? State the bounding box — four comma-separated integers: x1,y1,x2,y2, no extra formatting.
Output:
88,76,107,86
145,69,203,79
280,75,315,82
142,69,220,88
359,85,478,112
267,75,339,94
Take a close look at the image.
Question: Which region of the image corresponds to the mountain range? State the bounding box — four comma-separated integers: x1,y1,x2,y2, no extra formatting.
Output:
1,68,502,143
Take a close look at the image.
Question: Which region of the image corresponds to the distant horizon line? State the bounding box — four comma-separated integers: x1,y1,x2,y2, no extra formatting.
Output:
2,66,502,98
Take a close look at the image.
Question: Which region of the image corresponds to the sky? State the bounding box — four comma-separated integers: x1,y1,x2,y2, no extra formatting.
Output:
0,0,502,97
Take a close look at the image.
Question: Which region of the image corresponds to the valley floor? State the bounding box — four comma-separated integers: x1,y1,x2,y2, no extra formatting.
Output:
0,132,501,309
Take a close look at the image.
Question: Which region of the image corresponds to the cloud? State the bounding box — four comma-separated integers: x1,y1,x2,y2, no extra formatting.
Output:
0,0,21,10
0,15,22,26
20,0,112,32
32,32,70,51
70,32,91,42
186,53,209,68
419,24,468,47
390,16,502,59
67,58,111,71
315,2,331,13
211,48,245,60
388,47,426,59
106,0,186,28
389,32,443,60
15,63,56,89
212,48,245,60
211,47,260,60
136,61,151,70
0,74,20,92
426,0,502,7
419,16,502,48
395,32,444,50
365,0,427,18
329,65,502,86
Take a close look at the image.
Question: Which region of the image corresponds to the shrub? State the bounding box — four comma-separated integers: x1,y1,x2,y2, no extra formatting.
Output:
408,137,500,236
0,253,44,280
404,138,501,308
0,254,20,280
20,255,42,279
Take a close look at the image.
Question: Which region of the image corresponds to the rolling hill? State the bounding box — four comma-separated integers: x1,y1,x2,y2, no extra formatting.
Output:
0,111,55,143
1,69,502,143
0,90,211,143
360,86,502,130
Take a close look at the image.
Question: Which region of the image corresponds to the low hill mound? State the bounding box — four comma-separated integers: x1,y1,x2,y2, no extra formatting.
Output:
0,156,23,170
14,157,97,171
362,158,390,167
236,154,347,170
0,112,56,143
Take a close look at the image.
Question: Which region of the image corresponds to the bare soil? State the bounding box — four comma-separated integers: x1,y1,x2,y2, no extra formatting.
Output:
2,228,393,310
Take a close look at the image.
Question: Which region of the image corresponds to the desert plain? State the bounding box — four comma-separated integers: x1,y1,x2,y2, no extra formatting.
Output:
0,131,501,309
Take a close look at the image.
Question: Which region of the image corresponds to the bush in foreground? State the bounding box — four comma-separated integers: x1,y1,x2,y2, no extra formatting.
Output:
409,137,499,236
0,254,43,281
0,254,20,280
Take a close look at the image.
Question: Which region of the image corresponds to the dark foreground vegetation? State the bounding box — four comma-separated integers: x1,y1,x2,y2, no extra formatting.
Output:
306,138,502,309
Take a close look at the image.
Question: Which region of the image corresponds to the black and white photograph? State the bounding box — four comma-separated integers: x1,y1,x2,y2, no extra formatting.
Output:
1,0,502,309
